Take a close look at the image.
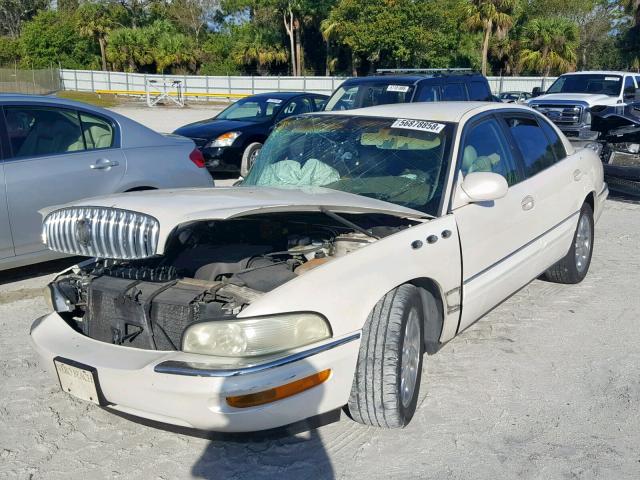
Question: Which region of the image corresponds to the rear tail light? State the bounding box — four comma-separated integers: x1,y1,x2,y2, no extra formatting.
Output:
189,148,206,168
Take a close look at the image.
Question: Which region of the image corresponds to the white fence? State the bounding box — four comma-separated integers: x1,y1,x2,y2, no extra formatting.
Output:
59,69,558,99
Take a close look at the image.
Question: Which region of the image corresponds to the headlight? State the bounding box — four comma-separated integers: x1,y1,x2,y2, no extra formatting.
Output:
182,313,332,357
208,131,241,148
583,142,603,155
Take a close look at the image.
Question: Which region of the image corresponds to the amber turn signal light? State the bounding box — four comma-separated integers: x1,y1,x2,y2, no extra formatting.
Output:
226,369,331,408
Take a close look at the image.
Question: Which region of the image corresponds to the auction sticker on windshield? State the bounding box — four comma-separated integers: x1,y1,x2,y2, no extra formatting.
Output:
387,85,410,93
267,98,283,103
391,119,445,134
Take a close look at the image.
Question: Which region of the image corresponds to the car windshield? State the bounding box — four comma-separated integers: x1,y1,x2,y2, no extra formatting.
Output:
243,115,453,215
324,82,415,111
216,97,284,122
499,93,519,100
546,74,622,96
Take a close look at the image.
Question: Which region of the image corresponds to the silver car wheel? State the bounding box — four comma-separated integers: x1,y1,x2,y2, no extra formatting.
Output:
574,214,592,274
400,308,421,408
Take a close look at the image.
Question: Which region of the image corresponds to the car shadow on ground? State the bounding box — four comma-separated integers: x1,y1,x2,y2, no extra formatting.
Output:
106,359,340,480
0,257,81,286
608,191,640,205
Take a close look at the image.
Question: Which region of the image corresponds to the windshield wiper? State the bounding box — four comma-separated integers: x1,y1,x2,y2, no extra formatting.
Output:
320,207,380,240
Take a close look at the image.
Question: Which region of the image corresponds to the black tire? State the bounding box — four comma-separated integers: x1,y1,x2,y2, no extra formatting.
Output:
240,142,262,177
347,284,424,428
544,203,594,284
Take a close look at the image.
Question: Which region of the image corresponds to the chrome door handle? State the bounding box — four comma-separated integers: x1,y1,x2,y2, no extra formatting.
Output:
573,169,583,181
90,159,119,170
521,195,535,211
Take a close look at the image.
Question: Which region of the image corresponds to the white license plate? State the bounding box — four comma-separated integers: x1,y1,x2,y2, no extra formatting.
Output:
54,358,102,405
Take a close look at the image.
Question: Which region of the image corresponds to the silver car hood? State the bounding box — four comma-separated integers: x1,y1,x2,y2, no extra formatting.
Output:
41,186,429,254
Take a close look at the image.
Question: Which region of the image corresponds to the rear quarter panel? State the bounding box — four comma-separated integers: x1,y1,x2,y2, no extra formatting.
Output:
119,142,213,190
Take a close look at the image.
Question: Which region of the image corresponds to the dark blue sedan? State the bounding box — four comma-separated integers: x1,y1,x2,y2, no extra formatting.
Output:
174,92,328,176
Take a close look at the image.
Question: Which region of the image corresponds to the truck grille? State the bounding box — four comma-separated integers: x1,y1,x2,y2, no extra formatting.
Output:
43,207,159,259
533,104,583,126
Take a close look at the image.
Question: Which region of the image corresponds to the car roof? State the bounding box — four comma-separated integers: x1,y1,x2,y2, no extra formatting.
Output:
341,74,486,86
0,93,113,112
315,101,534,123
560,71,630,76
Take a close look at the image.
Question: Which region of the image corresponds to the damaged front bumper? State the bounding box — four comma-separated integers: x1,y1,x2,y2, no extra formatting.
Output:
30,312,360,432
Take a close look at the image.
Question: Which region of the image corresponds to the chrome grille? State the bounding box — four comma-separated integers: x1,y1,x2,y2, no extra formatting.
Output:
533,104,583,126
42,207,160,259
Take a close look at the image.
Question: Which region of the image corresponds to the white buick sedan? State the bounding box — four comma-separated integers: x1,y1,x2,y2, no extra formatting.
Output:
31,102,607,432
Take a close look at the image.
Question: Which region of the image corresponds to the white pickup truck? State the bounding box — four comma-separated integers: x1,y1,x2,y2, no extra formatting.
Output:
528,71,640,142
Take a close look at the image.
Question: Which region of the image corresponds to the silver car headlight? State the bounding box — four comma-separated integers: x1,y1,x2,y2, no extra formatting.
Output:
207,131,241,148
583,142,603,155
182,313,332,357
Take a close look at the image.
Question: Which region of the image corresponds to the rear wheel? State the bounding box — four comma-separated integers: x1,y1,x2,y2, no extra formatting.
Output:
240,142,262,177
544,203,594,284
347,284,424,428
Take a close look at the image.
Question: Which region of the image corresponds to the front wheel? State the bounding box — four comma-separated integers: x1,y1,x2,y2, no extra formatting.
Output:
347,284,424,428
543,203,594,284
240,142,262,177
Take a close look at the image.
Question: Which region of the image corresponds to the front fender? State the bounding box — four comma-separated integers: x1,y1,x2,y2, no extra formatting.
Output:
238,215,463,343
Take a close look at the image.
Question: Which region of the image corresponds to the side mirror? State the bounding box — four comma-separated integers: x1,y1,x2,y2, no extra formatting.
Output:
460,172,508,203
531,87,542,97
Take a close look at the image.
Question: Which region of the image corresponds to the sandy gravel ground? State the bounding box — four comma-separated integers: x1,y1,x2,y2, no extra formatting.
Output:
108,103,226,133
0,198,638,480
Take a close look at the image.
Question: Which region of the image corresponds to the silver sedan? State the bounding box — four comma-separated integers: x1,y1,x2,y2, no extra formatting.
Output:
0,94,213,271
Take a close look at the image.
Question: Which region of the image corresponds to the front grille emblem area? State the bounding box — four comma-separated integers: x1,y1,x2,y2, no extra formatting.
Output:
75,218,92,247
43,207,160,259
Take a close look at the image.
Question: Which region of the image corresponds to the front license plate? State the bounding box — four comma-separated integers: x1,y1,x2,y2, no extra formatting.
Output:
54,357,102,406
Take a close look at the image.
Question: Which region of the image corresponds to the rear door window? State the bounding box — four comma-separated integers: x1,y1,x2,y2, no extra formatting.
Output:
442,83,467,101
537,117,566,161
468,81,492,101
311,96,327,111
79,112,114,150
503,114,558,177
280,97,314,118
415,83,441,102
4,106,85,158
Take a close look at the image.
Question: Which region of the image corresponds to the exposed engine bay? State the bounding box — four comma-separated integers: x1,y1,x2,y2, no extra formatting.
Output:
590,103,640,196
49,212,414,351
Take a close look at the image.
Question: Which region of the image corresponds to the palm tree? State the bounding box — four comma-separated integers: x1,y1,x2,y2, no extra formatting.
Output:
76,2,122,71
233,30,288,75
466,0,516,76
621,0,640,27
519,18,578,77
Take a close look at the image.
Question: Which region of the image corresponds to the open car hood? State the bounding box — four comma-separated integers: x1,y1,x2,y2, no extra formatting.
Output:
41,186,429,254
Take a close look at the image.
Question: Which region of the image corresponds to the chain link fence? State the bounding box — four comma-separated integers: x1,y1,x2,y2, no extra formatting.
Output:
0,66,61,95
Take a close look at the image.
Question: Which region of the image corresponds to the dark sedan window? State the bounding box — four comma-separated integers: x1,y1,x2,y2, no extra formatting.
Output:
312,96,327,110
216,97,283,122
5,106,85,158
281,97,313,117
